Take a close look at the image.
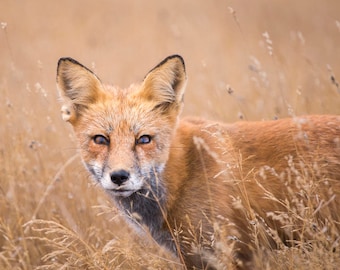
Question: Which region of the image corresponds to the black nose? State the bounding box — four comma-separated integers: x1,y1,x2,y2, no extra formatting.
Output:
110,170,130,186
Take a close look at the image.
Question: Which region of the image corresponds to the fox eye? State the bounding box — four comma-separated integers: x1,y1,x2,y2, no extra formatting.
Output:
136,135,152,145
93,135,109,145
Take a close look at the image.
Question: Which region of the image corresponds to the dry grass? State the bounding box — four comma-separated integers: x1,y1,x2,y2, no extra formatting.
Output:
1,0,340,269
245,158,340,269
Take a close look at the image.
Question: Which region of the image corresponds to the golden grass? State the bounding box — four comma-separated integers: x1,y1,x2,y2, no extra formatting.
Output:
1,0,340,269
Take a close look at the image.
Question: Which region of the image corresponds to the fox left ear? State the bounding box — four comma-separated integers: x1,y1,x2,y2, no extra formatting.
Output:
140,55,187,112
56,58,103,123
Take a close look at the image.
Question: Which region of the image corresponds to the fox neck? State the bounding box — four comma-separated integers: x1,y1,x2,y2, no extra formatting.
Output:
114,171,176,251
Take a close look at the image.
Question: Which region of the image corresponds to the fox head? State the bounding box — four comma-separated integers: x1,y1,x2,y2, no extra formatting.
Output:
57,55,187,198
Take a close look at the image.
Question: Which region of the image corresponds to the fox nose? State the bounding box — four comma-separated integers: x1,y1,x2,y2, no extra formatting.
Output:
110,170,130,186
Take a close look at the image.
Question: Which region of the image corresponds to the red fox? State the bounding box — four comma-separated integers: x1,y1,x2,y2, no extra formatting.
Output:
57,55,340,269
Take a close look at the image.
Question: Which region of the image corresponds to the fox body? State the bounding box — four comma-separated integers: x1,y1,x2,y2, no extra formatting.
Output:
57,55,340,269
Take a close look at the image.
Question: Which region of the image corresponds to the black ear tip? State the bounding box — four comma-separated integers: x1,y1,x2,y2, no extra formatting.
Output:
168,54,185,64
57,57,99,82
164,55,185,70
148,55,186,76
57,58,76,77
57,57,81,68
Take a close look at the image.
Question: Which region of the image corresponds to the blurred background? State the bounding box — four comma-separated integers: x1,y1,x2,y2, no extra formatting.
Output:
0,0,339,268
2,0,340,120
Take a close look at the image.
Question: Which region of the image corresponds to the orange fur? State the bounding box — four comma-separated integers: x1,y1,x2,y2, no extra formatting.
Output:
57,55,340,269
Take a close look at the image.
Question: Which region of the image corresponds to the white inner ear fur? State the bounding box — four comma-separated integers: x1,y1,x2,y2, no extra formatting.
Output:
61,103,76,122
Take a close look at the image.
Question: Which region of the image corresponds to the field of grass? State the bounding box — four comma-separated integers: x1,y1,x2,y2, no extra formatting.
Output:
1,0,340,269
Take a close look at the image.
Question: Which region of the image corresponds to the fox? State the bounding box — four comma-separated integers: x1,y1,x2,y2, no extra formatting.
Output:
57,55,340,269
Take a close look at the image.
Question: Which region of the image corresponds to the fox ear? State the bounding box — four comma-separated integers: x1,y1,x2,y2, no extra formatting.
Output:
140,55,187,112
56,58,102,123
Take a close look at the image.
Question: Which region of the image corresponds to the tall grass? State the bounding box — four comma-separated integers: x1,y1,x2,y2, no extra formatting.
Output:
1,0,340,269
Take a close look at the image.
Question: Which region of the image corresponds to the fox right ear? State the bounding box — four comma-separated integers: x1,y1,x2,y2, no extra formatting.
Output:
56,58,103,123
140,55,187,113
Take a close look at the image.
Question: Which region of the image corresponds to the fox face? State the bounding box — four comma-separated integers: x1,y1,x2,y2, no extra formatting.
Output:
57,56,187,199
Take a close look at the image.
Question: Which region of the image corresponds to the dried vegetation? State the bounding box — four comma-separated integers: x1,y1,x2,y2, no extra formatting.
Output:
1,0,340,269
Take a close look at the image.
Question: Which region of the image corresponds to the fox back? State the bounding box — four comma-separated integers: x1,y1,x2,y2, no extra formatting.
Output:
57,55,340,269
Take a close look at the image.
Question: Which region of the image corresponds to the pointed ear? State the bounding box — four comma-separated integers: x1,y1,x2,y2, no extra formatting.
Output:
56,58,103,123
140,55,187,112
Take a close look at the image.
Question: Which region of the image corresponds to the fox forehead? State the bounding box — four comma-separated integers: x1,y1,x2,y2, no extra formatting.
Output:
77,83,165,135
